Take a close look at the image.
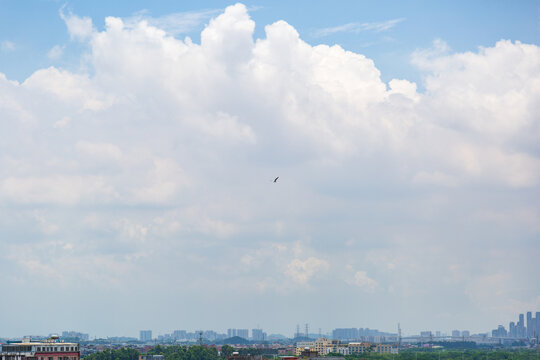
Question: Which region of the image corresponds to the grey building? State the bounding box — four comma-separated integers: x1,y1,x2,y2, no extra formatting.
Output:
140,330,152,342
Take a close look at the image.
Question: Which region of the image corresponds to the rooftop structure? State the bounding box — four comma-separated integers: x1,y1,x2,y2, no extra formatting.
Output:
0,337,80,360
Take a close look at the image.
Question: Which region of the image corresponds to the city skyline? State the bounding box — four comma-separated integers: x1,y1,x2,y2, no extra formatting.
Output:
0,0,539,338
3,308,540,340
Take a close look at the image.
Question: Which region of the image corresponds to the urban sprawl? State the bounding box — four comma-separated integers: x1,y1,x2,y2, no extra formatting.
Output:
1,311,539,360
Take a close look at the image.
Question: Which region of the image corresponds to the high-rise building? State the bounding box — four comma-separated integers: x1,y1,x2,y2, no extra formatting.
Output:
536,312,540,338
518,314,525,337
140,330,152,342
227,328,248,339
332,328,359,340
252,329,265,342
527,312,533,338
237,329,249,339
509,322,516,338
172,330,187,340
491,325,507,338
462,330,470,338
451,330,460,337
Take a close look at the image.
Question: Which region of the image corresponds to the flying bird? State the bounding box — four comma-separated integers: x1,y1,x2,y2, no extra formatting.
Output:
274,176,279,183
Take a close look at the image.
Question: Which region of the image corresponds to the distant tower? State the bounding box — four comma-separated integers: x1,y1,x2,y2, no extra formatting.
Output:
305,324,309,338
527,312,533,338
518,314,525,337
319,328,322,338
296,324,300,338
198,331,203,346
536,312,540,339
398,323,402,348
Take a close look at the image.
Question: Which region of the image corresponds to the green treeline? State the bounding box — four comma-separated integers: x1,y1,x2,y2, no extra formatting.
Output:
146,345,220,360
82,347,540,360
83,348,140,360
344,350,540,360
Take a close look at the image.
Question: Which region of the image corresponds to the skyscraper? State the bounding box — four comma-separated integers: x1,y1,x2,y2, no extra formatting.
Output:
536,312,540,338
509,322,516,338
518,314,525,337
527,312,533,338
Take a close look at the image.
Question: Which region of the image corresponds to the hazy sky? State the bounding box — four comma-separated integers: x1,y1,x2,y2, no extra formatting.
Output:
0,0,539,339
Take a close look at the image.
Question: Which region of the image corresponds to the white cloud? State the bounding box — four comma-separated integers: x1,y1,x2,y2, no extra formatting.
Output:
0,175,116,205
351,270,378,292
284,257,329,284
53,116,71,128
315,18,404,37
130,157,189,204
47,44,65,60
126,9,222,36
0,3,539,335
412,171,458,187
60,9,95,41
76,140,123,161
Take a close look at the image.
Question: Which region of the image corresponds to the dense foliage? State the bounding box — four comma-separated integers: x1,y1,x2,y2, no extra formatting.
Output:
146,345,219,360
82,346,539,360
83,348,140,360
344,350,540,360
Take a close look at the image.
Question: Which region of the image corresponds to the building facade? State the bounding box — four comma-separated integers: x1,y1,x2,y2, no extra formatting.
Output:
140,330,152,342
348,342,371,354
0,337,79,360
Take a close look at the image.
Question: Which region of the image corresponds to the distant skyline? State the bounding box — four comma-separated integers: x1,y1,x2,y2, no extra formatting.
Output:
0,0,539,338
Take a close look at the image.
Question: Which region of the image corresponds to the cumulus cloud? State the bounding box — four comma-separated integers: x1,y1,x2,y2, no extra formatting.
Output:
351,271,378,292
0,175,116,205
284,257,329,284
60,8,95,41
0,3,538,334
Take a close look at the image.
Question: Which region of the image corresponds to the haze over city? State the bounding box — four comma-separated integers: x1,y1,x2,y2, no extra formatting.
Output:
0,0,539,339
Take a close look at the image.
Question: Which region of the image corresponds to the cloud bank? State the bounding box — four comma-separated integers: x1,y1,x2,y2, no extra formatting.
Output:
0,3,539,336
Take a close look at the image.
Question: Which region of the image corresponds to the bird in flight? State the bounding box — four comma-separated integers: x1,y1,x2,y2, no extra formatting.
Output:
274,176,279,183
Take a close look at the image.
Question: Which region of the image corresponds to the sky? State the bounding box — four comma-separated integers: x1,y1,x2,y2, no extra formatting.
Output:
0,0,539,339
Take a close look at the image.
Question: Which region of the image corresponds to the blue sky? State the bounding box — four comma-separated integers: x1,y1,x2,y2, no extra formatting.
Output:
0,1,539,339
1,1,539,83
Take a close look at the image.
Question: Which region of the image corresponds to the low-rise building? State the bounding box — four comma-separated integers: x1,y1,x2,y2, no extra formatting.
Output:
374,344,397,354
348,342,371,354
139,355,164,360
323,346,349,356
0,337,80,360
295,342,314,356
